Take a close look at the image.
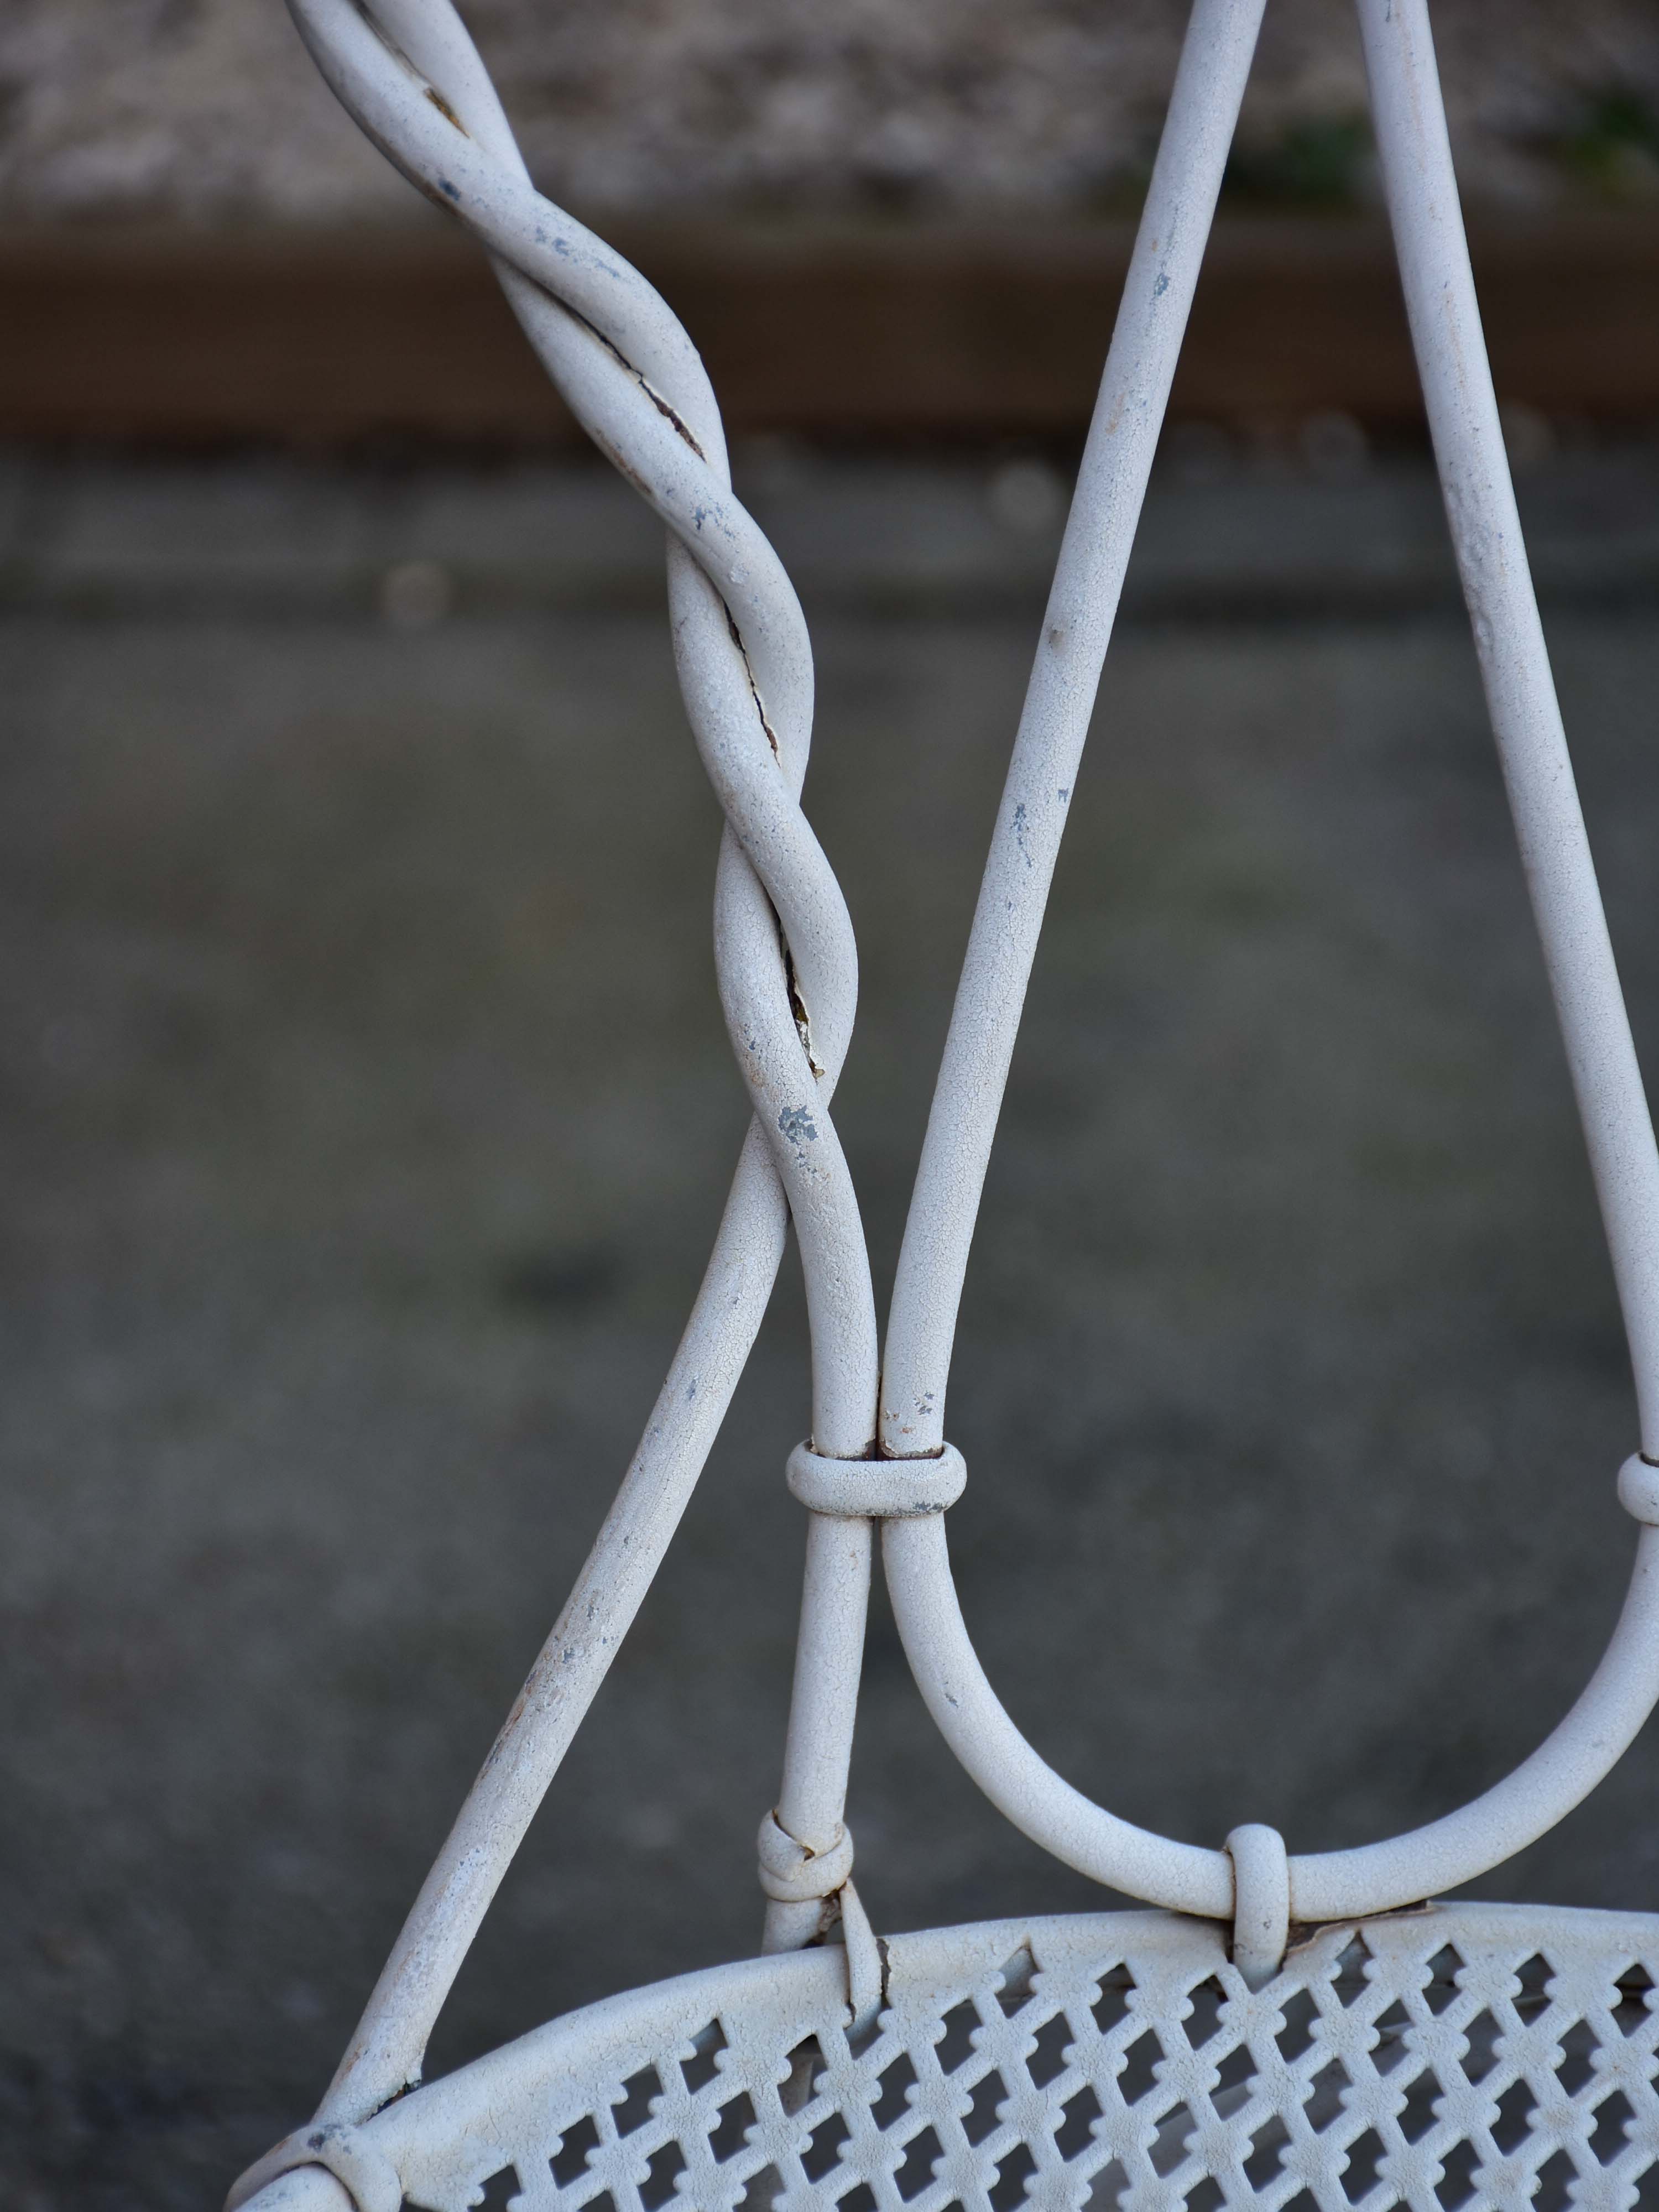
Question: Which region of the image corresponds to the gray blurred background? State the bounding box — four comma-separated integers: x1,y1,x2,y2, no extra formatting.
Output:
3,0,1658,220
3,4,1659,2210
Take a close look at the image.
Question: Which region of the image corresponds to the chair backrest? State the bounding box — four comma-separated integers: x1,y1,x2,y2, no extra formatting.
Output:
231,1,1659,2204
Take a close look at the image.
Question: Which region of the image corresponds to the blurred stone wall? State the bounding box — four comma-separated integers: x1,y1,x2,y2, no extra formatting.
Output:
1,0,1656,229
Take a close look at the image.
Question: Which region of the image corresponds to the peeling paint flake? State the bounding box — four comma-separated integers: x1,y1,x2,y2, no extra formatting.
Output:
778,1104,818,1146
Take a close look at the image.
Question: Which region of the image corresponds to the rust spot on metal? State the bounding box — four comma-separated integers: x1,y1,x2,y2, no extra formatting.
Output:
782,939,821,1074
425,86,469,135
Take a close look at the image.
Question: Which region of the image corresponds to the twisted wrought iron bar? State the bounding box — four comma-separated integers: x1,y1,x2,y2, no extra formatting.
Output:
281,0,879,2122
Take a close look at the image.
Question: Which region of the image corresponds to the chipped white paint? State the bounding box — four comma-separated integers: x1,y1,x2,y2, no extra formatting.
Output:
234,0,1659,2205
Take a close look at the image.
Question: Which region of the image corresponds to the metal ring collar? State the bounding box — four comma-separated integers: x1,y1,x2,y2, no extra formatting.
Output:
755,1808,855,1902
786,1441,967,1519
227,2124,401,2212
1618,1452,1659,1525
1225,1823,1291,1989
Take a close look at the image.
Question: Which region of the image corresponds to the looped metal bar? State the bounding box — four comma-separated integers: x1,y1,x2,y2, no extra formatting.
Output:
885,1469,1659,1925
787,1442,968,1520
1225,1823,1291,1990
875,0,1659,1935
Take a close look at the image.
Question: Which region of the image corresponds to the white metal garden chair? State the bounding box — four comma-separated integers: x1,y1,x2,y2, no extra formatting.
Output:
229,2,1659,2206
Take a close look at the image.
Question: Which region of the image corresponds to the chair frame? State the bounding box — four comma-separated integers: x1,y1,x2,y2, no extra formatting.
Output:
231,2,1659,2205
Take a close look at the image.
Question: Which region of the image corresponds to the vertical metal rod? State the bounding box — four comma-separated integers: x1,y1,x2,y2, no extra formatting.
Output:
1357,0,1659,1457
761,1513,874,1953
879,0,1269,1459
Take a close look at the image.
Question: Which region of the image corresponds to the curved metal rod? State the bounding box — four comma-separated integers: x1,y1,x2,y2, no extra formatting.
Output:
879,0,1659,1918
883,1514,1233,1917
278,0,879,2124
315,1128,787,2121
886,1507,1659,1924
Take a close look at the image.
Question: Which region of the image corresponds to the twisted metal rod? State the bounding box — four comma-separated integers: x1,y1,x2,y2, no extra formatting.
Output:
282,0,879,2121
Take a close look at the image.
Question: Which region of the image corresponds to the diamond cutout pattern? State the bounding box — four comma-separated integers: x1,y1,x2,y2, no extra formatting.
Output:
368,1906,1659,2212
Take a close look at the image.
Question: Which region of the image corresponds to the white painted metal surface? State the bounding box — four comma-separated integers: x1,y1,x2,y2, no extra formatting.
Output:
233,0,1659,2204
236,1906,1659,2211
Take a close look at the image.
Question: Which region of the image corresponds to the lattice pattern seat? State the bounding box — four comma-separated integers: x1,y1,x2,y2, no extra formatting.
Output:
314,1908,1659,2212
229,0,1659,2206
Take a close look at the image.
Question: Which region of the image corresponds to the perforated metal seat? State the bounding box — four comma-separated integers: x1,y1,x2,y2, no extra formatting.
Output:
231,2,1659,2208
239,1910,1659,2211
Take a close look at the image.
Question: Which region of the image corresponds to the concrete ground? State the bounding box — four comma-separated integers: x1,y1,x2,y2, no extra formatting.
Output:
2,435,1658,2207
